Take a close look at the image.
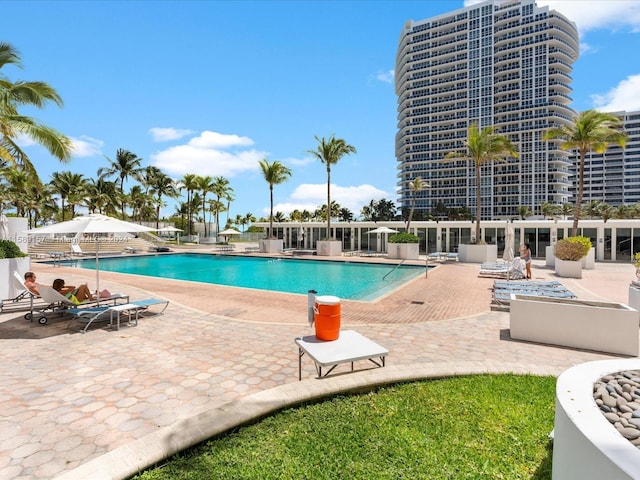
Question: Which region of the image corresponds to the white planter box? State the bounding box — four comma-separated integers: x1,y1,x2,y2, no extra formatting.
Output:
387,243,419,260
545,245,555,267
457,244,497,263
316,240,342,256
629,284,640,321
259,239,283,253
555,257,582,278
510,295,639,356
553,359,640,480
0,256,31,300
581,247,595,269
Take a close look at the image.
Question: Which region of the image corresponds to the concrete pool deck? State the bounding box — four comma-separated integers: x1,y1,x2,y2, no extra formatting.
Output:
0,249,636,479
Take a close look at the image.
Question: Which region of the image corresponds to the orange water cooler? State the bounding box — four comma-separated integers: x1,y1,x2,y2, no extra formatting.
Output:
313,295,341,340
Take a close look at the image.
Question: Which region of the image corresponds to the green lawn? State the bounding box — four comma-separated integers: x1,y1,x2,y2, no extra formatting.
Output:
134,374,555,480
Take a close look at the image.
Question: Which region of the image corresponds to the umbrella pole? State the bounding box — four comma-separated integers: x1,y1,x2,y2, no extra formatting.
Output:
95,238,100,302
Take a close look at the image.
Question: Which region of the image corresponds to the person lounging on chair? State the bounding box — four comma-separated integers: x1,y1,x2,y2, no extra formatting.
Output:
0,271,40,314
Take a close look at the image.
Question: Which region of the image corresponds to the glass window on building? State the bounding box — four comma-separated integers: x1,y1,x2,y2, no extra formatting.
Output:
617,228,632,261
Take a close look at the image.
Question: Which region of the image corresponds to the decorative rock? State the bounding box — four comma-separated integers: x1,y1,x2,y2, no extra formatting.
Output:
604,412,620,423
596,370,640,450
603,392,618,408
620,404,634,414
620,427,640,440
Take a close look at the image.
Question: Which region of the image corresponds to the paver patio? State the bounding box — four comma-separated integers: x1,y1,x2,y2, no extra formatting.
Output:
0,251,635,479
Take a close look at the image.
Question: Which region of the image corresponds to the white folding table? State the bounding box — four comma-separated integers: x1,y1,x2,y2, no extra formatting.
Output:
295,330,388,380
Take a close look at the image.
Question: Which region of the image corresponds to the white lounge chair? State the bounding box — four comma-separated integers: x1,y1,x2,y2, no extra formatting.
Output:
478,257,525,279
31,285,129,325
67,298,169,333
0,271,39,314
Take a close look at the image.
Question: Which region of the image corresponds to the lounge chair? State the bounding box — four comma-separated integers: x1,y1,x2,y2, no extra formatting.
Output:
0,271,39,314
478,257,525,279
70,243,85,256
67,298,169,333
31,285,129,325
149,245,171,252
491,279,576,310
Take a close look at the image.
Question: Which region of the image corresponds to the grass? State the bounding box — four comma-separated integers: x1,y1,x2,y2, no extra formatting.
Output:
134,374,555,480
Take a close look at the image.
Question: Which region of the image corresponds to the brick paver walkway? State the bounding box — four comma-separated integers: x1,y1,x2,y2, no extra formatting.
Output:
0,252,635,479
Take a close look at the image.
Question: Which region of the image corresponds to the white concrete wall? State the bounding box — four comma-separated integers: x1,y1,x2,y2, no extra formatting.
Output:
553,360,640,480
510,295,639,356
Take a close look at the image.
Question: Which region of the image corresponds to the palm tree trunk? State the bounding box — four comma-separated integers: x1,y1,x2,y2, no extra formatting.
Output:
572,151,586,237
475,163,481,242
326,166,331,240
269,185,274,239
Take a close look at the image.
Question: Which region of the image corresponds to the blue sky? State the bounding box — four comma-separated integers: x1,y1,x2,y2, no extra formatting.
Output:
3,0,640,221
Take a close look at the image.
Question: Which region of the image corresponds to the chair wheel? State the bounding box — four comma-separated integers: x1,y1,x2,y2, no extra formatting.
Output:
25,313,33,321
38,317,48,325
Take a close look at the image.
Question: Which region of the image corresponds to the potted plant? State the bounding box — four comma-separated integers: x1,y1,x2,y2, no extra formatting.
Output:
554,237,591,279
387,233,420,260
0,239,30,301
633,252,640,282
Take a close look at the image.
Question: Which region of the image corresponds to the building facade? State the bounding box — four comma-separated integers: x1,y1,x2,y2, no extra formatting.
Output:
577,110,640,207
395,0,579,220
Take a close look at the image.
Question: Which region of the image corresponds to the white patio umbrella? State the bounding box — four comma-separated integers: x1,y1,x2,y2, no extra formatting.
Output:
26,214,156,293
366,226,399,252
503,223,515,262
0,214,8,240
366,226,399,235
157,226,183,244
218,228,241,243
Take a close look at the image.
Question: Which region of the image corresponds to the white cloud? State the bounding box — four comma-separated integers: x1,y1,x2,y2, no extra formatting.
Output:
70,135,103,157
538,1,640,33
150,130,266,177
187,131,253,149
463,1,640,33
376,69,394,84
271,183,391,216
591,74,640,112
286,156,315,167
149,127,194,142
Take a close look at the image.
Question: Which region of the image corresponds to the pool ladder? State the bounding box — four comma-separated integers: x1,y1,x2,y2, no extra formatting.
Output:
383,259,406,280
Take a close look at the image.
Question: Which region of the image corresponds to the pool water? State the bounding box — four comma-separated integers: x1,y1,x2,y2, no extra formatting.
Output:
65,253,426,301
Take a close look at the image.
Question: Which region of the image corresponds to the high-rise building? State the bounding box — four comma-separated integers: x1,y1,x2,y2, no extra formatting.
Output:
577,111,640,208
395,0,579,220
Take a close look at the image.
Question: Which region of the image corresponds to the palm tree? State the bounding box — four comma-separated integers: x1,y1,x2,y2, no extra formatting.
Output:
559,203,573,221
149,171,177,229
196,175,214,237
445,123,518,242
49,171,77,221
86,177,119,215
517,205,532,220
540,202,560,220
211,176,233,237
98,148,143,219
4,165,30,217
0,42,72,178
64,172,88,218
307,135,356,240
543,110,628,236
243,212,256,232
406,176,430,232
258,158,292,239
179,173,198,236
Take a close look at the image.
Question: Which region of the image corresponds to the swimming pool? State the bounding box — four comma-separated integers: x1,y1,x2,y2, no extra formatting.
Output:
64,253,426,301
